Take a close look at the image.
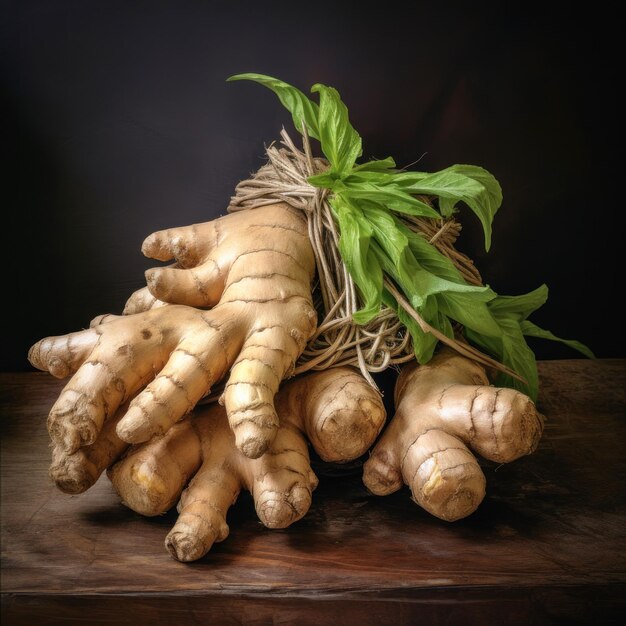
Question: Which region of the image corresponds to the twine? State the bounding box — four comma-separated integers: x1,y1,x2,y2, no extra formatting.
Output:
229,129,519,389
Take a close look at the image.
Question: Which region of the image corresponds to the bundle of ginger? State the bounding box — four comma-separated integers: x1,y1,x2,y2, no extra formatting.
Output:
29,75,588,561
31,201,544,560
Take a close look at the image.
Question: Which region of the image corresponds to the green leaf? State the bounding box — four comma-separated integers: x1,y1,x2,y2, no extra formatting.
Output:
352,157,396,172
307,172,339,188
342,171,444,217
342,183,441,219
365,212,428,308
399,222,467,283
227,73,320,139
498,318,540,400
362,204,492,307
311,83,362,175
488,285,549,320
437,291,501,338
396,164,502,251
437,311,455,342
439,196,457,216
399,305,439,363
329,195,383,323
343,171,397,186
391,171,430,185
466,317,540,400
520,320,595,358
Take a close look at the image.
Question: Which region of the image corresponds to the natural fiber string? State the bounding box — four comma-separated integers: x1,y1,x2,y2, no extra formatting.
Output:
228,128,520,389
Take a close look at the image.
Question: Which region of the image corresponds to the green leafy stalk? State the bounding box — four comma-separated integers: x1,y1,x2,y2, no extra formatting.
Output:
228,73,593,400
311,83,362,176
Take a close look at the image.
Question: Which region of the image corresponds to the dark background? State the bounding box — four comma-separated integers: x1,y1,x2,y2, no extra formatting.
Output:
1,0,621,371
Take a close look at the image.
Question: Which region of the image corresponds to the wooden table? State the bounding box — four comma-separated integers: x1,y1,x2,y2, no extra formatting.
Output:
2,360,625,625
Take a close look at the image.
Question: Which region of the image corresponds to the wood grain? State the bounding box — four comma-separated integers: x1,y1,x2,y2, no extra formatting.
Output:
2,360,625,624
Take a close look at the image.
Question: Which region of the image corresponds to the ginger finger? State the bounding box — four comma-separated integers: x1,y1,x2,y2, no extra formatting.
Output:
363,349,544,521
246,422,315,529
281,367,387,462
28,328,100,380
167,460,238,561
145,264,223,308
141,220,216,266
108,418,203,516
123,287,167,315
50,401,131,494
224,322,308,458
90,313,122,327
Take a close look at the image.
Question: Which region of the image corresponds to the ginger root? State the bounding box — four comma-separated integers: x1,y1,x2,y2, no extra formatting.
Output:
363,349,544,521
29,203,317,459
30,195,547,557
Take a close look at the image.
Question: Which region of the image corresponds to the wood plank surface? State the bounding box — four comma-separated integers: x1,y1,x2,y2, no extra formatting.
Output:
1,360,625,624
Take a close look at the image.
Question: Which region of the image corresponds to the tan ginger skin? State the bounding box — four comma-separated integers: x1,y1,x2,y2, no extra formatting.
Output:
29,203,317,460
30,201,546,560
48,348,543,560
364,349,544,521
47,367,386,562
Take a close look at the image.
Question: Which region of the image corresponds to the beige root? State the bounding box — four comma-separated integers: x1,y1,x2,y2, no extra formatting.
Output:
30,193,547,542
29,203,317,459
122,287,167,315
107,367,385,561
363,349,544,521
49,403,129,494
